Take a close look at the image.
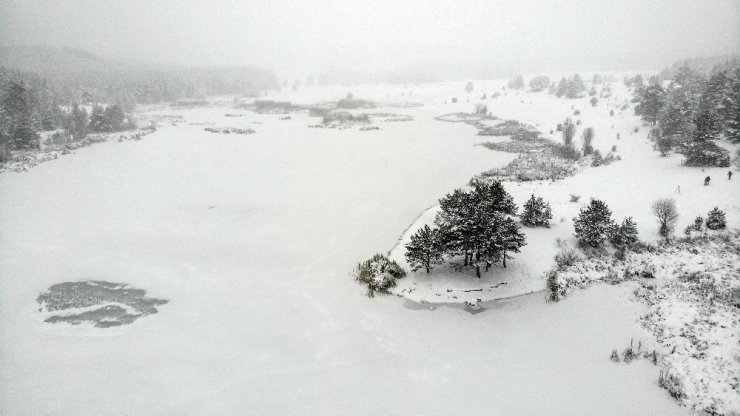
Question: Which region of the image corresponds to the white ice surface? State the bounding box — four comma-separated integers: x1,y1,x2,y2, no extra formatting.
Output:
0,80,707,415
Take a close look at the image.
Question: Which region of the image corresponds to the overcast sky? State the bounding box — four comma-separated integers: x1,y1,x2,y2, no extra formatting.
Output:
1,0,738,76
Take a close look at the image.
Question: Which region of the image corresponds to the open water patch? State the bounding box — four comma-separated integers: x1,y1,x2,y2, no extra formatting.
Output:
37,280,168,328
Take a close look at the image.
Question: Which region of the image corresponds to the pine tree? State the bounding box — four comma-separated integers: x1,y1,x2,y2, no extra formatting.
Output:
405,225,444,273
610,217,639,250
566,74,586,98
508,75,525,90
705,207,726,230
69,104,89,141
573,199,614,248
725,69,740,143
104,104,126,131
88,104,107,132
591,149,604,166
521,194,552,227
556,78,568,98
659,87,695,140
483,214,525,270
435,181,525,277
3,81,39,150
640,83,665,125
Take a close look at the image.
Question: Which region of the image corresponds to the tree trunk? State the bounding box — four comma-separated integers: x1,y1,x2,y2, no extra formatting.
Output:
502,248,507,268
476,264,481,279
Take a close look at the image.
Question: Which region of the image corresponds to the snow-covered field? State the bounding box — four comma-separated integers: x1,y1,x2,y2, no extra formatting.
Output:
0,78,732,415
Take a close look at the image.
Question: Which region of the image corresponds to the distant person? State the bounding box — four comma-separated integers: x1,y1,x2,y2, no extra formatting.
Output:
704,176,711,186
728,171,733,180
675,185,681,194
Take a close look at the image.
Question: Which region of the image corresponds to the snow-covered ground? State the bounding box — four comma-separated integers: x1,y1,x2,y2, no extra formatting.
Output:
387,79,739,304
0,78,729,415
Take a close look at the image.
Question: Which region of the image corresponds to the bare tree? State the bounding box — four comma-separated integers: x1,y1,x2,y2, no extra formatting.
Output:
652,198,678,240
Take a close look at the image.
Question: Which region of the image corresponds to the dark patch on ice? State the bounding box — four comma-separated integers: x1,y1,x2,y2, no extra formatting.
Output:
37,281,167,328
402,299,488,315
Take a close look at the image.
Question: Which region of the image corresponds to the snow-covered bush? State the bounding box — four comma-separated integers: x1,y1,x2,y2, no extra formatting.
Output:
554,238,580,270
520,194,553,227
684,216,704,237
705,207,726,230
354,254,406,297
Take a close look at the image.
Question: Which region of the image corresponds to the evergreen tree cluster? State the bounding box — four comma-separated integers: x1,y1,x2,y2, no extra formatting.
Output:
554,74,586,98
88,104,128,133
634,59,740,165
573,199,639,249
528,76,550,92
508,75,525,90
404,181,526,278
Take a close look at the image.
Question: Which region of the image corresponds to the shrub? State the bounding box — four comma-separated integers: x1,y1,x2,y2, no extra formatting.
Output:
658,371,686,400
574,109,581,116
573,199,614,248
591,149,604,166
451,97,458,103
590,97,598,107
465,82,474,93
706,207,726,230
611,145,617,152
547,269,560,301
336,98,375,109
556,123,563,132
603,151,618,165
576,120,582,126
554,238,580,270
474,103,488,115
569,194,581,202
308,107,330,117
354,254,406,297
610,110,615,116
521,194,553,227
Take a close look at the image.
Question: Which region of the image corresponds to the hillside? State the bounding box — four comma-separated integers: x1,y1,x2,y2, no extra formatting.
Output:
0,45,280,104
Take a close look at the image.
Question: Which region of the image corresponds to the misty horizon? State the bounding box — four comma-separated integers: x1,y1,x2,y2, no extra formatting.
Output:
1,0,738,81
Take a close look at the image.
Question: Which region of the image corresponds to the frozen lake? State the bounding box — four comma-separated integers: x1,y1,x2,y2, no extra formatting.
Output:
0,104,687,415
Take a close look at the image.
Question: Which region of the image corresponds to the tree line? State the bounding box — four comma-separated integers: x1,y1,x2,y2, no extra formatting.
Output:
632,60,739,166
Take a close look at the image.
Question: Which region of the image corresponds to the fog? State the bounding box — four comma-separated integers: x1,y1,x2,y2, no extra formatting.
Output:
1,0,738,78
